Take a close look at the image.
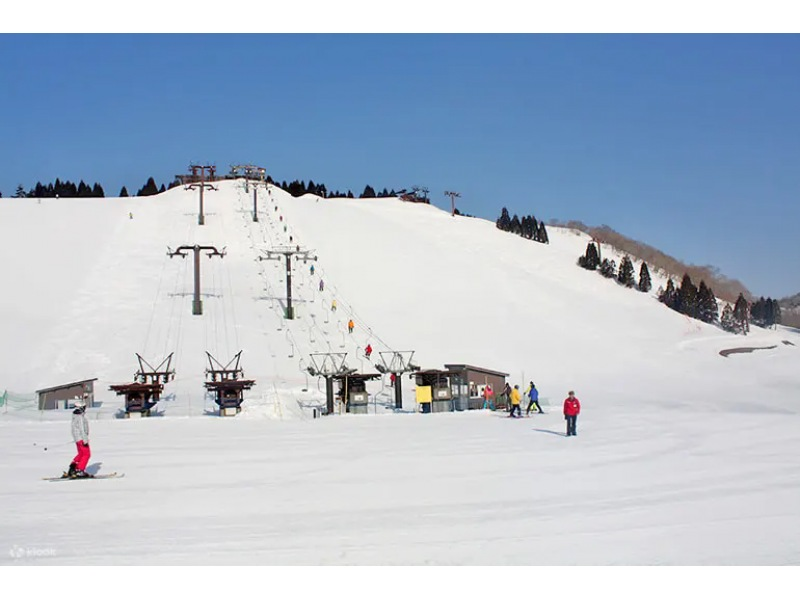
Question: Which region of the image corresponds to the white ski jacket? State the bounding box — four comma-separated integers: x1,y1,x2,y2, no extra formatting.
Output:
71,410,89,444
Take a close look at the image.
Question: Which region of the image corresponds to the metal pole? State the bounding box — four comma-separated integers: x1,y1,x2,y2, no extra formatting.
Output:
253,187,258,222
198,168,206,225
326,376,334,415
285,254,293,319
192,246,202,315
395,374,403,410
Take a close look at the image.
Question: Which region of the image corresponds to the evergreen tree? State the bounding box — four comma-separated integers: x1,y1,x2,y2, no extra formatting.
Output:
720,304,736,332
750,297,766,327
772,299,782,328
538,221,549,244
14,184,26,198
659,279,678,310
360,185,376,198
137,177,159,197
696,281,719,324
159,184,166,193
347,190,354,198
638,262,652,292
617,256,636,287
599,258,616,278
119,186,129,197
510,215,522,235
496,207,511,231
764,298,775,328
92,183,105,197
733,293,750,335
677,274,698,317
578,242,600,270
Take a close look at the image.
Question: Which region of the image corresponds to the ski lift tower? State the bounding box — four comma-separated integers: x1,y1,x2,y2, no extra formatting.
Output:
204,350,256,416
109,353,175,417
258,246,317,320
229,164,266,194
375,351,420,410
307,352,355,415
184,164,217,225
167,244,226,315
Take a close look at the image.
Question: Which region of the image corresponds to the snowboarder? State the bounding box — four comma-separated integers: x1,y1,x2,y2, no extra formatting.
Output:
365,344,373,358
563,390,581,436
66,395,92,478
319,279,325,292
509,385,522,418
348,319,354,334
526,382,544,415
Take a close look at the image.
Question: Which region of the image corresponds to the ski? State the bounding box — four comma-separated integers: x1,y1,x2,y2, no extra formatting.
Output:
43,472,124,482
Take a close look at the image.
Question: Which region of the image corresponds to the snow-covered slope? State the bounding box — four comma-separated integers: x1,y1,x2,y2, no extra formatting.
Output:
1,181,798,565
2,180,796,411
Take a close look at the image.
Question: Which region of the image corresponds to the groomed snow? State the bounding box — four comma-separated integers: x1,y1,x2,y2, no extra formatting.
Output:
1,181,799,565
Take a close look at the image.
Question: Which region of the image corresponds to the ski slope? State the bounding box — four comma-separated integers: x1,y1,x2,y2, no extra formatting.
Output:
1,181,799,565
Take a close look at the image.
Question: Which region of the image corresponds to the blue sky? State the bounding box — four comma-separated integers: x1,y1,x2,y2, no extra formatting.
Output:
1,34,798,297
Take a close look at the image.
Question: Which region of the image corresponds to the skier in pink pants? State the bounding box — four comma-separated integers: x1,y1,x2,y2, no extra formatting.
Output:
67,395,92,478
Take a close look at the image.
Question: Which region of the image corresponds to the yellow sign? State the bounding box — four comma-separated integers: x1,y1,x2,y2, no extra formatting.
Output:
415,386,432,404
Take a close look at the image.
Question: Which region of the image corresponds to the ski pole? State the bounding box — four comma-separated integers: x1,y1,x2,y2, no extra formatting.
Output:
33,441,73,452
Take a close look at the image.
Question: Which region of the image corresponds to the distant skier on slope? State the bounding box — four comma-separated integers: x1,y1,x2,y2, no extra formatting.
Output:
348,319,354,334
66,395,93,478
310,264,315,275
526,382,544,415
319,279,324,292
331,299,337,312
509,385,522,418
563,390,581,436
365,344,373,358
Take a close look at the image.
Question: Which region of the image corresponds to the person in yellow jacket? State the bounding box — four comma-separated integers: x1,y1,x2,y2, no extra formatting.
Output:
509,385,522,418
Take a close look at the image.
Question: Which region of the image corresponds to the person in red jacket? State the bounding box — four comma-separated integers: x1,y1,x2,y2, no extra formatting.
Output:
563,390,581,436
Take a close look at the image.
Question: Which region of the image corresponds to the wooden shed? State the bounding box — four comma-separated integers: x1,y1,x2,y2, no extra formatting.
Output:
443,364,509,410
36,379,98,410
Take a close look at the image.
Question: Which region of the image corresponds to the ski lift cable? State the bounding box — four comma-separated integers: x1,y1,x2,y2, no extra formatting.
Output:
142,250,170,359
226,250,241,351
173,254,190,371
220,256,232,359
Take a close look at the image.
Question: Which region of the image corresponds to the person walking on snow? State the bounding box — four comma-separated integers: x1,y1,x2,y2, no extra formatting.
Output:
310,264,315,275
526,382,544,415
348,319,354,334
563,390,581,436
482,384,495,410
509,385,522,418
319,279,324,292
501,382,512,411
66,395,92,478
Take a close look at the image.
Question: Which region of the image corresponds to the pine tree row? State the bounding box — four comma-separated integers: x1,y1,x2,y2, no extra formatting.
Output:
269,178,397,200
14,179,106,198
495,207,549,244
577,242,653,293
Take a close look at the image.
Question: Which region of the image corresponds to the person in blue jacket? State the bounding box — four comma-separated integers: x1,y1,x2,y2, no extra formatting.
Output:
526,382,544,415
